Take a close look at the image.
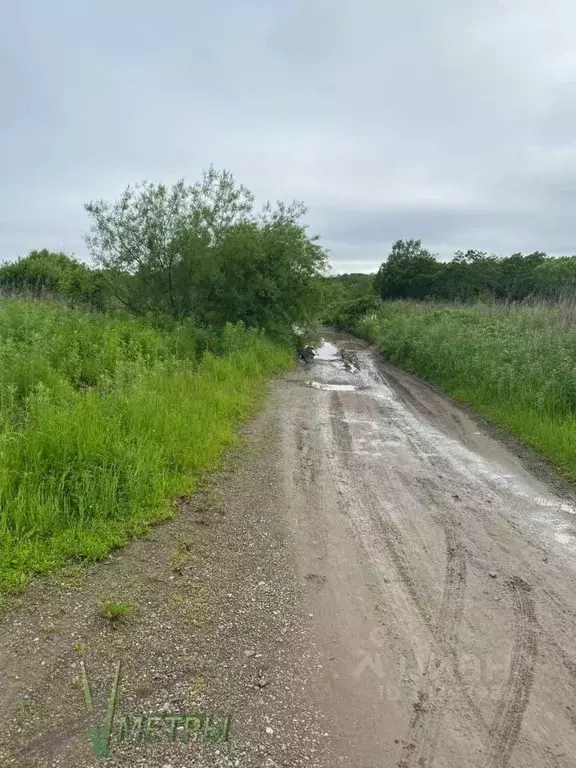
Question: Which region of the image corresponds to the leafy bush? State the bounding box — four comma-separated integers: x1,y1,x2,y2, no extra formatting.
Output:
333,295,381,330
316,273,377,324
0,250,106,309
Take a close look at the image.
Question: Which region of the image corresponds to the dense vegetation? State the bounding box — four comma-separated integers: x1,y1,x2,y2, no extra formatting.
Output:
0,250,106,309
0,167,327,589
0,300,291,589
84,168,326,338
317,272,378,326
374,239,576,302
321,239,576,325
2,168,326,341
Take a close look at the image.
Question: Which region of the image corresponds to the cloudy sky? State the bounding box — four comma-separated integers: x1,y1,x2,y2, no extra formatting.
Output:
2,0,576,273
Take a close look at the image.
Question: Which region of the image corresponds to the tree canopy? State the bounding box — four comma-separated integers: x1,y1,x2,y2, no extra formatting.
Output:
84,167,327,337
375,240,576,302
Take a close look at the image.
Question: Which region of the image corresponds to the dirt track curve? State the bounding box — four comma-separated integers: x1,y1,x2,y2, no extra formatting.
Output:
1,331,575,767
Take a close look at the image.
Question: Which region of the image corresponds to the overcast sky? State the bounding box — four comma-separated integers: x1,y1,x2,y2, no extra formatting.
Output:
2,0,576,273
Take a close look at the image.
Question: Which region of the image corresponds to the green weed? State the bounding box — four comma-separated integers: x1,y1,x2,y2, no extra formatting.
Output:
99,601,134,623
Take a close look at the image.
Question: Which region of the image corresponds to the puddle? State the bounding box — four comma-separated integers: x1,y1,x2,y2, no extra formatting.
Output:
313,339,359,373
314,341,341,361
307,381,357,392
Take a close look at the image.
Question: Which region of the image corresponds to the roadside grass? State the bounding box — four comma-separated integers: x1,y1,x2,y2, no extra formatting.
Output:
99,600,134,623
355,300,576,482
0,299,293,590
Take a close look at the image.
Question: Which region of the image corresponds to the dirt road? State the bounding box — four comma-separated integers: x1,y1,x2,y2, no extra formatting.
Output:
1,332,576,767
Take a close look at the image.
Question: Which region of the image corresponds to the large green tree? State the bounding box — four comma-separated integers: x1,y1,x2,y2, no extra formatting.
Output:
84,168,327,335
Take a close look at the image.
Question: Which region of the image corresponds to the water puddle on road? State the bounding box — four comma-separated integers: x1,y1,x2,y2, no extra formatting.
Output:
314,341,341,361
307,381,357,392
306,338,361,390
312,339,360,373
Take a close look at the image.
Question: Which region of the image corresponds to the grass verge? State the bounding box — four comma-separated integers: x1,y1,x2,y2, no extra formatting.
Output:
354,300,576,483
0,299,293,589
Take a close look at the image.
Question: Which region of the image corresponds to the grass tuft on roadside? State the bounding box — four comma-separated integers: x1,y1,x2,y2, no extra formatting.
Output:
0,298,293,590
99,600,134,623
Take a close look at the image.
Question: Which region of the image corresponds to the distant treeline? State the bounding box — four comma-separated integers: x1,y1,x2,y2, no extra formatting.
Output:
375,239,576,302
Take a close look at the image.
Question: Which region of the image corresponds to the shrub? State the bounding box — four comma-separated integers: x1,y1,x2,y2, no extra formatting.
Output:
0,250,106,309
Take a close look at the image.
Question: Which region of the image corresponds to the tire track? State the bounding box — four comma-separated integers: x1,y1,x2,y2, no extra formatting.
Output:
294,409,317,489
360,375,539,768
327,392,473,766
397,519,468,768
481,576,537,768
349,467,490,761
356,391,538,768
323,342,543,766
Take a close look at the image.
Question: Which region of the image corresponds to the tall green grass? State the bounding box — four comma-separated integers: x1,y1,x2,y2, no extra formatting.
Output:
0,299,292,589
356,300,576,481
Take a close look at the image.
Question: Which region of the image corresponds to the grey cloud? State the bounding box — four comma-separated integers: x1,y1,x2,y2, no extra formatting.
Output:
2,0,576,271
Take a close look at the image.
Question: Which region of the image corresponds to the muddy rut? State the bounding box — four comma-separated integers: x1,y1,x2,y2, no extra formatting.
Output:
1,332,576,767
